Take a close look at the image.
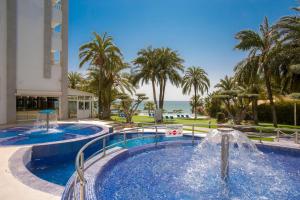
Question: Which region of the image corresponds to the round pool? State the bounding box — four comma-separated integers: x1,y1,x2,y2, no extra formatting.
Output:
95,143,300,200
0,123,103,145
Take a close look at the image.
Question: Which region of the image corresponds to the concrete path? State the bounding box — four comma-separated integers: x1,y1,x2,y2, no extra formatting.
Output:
0,146,59,200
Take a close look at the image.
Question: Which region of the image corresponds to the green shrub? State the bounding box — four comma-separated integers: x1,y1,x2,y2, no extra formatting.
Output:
257,102,300,125
216,112,226,123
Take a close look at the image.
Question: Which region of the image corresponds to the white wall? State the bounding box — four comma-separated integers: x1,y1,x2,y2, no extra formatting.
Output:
0,0,7,124
16,0,62,93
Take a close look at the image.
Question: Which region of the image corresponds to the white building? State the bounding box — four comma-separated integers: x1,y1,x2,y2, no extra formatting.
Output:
68,88,97,119
0,0,69,124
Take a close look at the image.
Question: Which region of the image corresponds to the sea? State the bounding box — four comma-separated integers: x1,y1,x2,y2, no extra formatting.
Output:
138,101,191,114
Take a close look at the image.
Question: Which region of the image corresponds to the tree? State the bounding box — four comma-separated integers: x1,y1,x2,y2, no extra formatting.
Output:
234,59,262,124
275,7,300,93
182,67,210,119
133,47,184,121
144,101,155,115
190,95,204,115
79,32,126,119
235,17,280,127
214,76,257,124
213,90,254,125
68,71,83,89
132,47,159,109
215,75,236,91
156,48,184,110
85,66,134,118
118,93,148,123
204,92,223,118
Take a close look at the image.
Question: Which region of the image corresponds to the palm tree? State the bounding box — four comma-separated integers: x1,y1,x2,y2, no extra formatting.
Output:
235,17,279,127
182,67,210,119
190,95,204,116
132,47,159,109
156,48,184,110
234,59,262,124
68,71,83,89
215,75,236,91
144,101,155,115
85,65,134,118
79,32,124,119
275,7,300,93
133,47,184,114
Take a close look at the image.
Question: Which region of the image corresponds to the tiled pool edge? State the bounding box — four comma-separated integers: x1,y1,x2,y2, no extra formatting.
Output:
9,147,64,196
62,147,127,200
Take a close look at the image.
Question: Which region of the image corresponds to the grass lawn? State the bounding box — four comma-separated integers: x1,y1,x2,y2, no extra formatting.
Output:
111,115,299,135
111,115,217,126
258,123,300,130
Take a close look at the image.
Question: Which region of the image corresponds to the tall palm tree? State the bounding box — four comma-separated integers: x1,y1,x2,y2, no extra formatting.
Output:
132,47,159,109
156,48,184,110
68,71,83,89
79,32,123,119
215,75,236,91
235,17,279,127
133,47,184,113
182,67,210,119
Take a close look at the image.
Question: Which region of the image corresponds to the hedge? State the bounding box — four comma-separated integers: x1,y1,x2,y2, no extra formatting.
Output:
257,102,300,125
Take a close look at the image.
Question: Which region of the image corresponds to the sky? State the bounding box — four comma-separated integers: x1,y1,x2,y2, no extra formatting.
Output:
68,0,298,101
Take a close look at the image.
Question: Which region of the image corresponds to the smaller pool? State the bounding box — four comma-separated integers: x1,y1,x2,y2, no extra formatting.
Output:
0,123,103,145
28,133,199,186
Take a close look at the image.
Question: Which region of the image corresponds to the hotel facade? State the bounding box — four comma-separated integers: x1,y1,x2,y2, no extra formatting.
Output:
0,0,69,124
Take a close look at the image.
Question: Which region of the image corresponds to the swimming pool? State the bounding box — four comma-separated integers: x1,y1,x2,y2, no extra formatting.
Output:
95,143,300,200
28,133,198,186
0,123,103,145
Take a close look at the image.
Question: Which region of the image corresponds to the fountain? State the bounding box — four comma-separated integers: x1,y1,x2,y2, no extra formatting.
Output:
182,128,300,199
219,128,231,181
28,109,60,134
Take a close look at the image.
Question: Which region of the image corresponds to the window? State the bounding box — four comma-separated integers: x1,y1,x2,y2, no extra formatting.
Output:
78,96,85,100
79,102,84,110
85,102,90,110
51,50,60,64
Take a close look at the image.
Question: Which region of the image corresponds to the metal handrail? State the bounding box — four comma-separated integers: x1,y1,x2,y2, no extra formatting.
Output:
72,122,300,200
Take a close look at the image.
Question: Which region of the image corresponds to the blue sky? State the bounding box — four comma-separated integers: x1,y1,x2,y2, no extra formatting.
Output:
69,0,298,101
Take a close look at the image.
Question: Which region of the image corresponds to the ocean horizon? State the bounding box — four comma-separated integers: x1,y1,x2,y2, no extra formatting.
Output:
138,101,191,114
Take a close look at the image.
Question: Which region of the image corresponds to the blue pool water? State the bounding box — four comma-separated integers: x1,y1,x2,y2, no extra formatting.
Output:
28,134,198,186
96,144,300,200
0,123,103,145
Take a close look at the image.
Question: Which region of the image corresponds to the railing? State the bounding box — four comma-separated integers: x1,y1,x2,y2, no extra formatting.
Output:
72,123,300,200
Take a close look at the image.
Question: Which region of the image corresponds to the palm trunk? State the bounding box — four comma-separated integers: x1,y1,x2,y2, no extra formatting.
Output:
161,79,167,109
159,79,163,109
194,85,197,120
263,65,277,127
98,92,102,119
98,80,102,119
151,79,158,110
252,98,258,125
